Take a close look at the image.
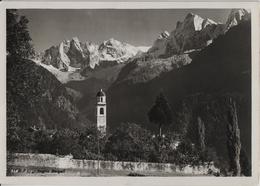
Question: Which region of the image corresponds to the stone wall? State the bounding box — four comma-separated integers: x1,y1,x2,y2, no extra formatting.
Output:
7,153,220,176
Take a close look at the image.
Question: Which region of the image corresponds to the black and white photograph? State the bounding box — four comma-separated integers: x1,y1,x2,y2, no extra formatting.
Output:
4,4,255,179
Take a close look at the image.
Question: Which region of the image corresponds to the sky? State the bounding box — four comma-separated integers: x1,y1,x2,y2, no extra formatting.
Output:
18,9,231,52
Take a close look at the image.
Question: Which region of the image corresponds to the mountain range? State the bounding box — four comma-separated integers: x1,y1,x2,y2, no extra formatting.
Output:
29,9,251,124
41,37,148,71
36,9,250,85
148,8,250,58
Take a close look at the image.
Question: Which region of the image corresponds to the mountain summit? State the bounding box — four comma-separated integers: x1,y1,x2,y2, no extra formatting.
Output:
180,13,217,32
38,9,250,85
225,9,250,31
167,12,224,53
98,38,142,63
148,9,250,58
112,9,251,86
41,37,146,72
148,12,225,57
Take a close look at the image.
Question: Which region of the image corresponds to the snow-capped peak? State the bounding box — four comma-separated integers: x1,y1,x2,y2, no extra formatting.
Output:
71,37,83,53
101,38,125,48
72,36,80,42
202,18,217,28
148,12,225,57
85,41,99,53
193,14,205,31
181,13,217,32
225,9,250,31
98,38,142,62
41,36,145,76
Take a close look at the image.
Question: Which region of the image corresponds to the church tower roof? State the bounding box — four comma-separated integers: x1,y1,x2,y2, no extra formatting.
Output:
96,89,106,97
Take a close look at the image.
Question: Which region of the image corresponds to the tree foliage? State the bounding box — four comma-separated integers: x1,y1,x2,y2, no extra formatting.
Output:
169,140,200,167
148,92,172,136
50,128,86,159
7,9,35,58
7,123,213,169
104,123,155,162
197,116,206,152
226,98,241,176
78,125,107,160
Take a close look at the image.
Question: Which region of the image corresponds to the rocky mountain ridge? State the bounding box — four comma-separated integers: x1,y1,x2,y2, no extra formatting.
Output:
147,9,250,58
112,9,251,85
41,37,149,72
225,9,250,31
38,9,250,86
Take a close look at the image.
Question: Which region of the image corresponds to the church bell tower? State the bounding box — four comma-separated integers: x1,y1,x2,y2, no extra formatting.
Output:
96,89,106,134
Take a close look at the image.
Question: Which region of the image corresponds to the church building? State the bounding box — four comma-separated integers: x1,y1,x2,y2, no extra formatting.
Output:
96,89,106,134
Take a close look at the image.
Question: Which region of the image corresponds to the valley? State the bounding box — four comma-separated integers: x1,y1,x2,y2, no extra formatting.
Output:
7,8,252,176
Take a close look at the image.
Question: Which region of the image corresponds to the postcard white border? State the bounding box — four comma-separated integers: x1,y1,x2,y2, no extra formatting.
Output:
0,1,259,186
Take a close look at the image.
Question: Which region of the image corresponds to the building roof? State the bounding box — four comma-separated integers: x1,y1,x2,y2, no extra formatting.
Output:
96,89,105,97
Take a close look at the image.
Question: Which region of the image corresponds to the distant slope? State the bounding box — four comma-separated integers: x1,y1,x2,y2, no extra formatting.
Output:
108,21,251,127
65,77,111,122
114,53,194,85
65,63,126,122
7,57,90,130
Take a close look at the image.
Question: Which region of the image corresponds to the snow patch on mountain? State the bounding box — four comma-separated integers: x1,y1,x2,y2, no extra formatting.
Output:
166,13,224,55
147,13,223,58
72,37,83,53
225,9,250,31
83,42,100,69
39,9,250,84
147,9,249,58
32,59,85,83
59,41,70,67
193,14,206,31
41,37,145,72
99,38,140,63
137,46,150,53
